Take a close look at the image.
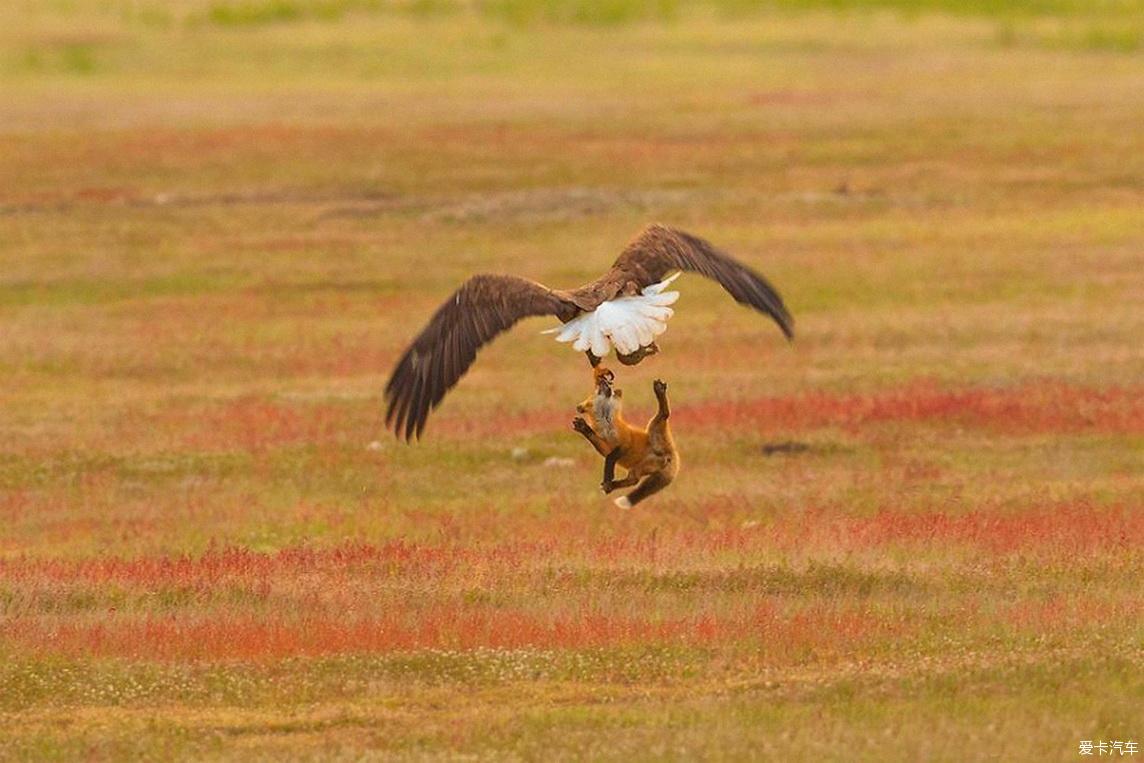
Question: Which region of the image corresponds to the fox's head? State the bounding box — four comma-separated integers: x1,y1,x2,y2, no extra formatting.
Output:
593,365,615,395
577,365,622,417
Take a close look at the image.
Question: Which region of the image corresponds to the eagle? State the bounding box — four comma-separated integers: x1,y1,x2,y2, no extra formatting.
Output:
385,223,794,440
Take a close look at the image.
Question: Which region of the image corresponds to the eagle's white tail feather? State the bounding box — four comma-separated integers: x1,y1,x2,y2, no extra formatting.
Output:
641,272,681,295
544,276,681,357
634,321,654,348
589,328,610,358
614,322,640,355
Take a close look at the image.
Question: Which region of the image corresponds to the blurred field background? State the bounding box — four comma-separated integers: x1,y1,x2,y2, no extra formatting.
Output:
1,0,1142,760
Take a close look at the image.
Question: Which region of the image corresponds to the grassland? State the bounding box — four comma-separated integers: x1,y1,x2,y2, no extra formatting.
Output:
1,1,1142,760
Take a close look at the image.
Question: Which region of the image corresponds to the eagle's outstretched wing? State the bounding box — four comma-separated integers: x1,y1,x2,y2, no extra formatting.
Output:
385,274,576,440
609,224,794,340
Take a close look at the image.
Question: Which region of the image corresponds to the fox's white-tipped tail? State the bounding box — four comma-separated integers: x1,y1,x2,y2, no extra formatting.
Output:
543,275,680,357
614,496,632,509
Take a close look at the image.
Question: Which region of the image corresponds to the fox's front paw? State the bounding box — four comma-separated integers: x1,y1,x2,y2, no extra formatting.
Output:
653,379,668,396
600,479,616,494
572,417,594,436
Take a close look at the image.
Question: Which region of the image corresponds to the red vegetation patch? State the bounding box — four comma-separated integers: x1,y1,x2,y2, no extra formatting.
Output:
824,501,1141,555
167,398,351,451
749,600,910,661
425,381,1143,440
431,407,560,439
0,597,908,661
90,380,1139,449
999,594,1141,634
0,500,1134,660
675,382,1144,436
105,124,372,181
1,609,733,660
1,500,1133,588
73,186,137,203
1,541,460,587
697,500,1141,557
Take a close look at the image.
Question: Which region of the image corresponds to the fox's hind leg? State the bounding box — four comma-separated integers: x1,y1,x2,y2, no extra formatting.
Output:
614,471,672,510
602,473,639,494
601,448,639,493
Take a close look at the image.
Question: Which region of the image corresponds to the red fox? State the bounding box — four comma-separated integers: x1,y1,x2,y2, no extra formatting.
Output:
572,365,679,508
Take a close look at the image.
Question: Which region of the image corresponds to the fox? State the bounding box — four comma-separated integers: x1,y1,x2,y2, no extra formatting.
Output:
571,364,679,509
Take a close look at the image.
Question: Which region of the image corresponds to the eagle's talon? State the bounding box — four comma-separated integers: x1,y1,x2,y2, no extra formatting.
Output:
616,342,660,366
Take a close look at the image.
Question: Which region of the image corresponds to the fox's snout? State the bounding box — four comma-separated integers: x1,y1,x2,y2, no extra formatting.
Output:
594,366,615,398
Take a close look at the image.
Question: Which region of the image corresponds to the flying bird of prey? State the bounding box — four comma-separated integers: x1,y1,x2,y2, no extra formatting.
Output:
385,224,793,440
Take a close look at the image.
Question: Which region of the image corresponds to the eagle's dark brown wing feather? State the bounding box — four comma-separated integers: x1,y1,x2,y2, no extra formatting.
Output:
385,274,576,440
610,224,794,340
